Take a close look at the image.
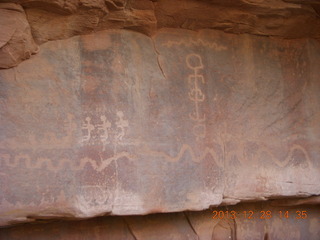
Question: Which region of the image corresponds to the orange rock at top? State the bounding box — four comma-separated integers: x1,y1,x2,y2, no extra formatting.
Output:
0,3,38,69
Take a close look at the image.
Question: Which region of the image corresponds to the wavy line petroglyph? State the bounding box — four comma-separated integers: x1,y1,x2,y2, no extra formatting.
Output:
163,39,227,51
257,144,313,168
225,143,313,168
0,143,224,172
186,54,206,141
0,141,312,172
140,144,224,167
0,152,136,173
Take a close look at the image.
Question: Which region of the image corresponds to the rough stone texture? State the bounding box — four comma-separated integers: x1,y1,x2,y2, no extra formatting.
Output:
0,0,320,68
0,201,319,239
20,0,156,44
271,196,320,206
155,0,320,38
0,3,39,69
0,29,319,227
17,0,320,41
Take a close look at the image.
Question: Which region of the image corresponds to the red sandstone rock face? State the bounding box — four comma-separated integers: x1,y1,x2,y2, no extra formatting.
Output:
16,0,320,41
0,29,319,226
0,201,319,239
0,3,39,69
1,0,320,68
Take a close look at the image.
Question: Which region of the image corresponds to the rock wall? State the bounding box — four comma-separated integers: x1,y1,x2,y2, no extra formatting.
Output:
1,200,320,239
0,29,319,227
0,3,38,68
1,0,320,68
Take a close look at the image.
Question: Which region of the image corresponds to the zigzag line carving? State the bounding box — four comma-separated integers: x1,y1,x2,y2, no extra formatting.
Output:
163,39,227,51
257,144,313,168
225,143,313,168
0,152,136,173
0,144,223,172
0,143,311,172
140,144,224,167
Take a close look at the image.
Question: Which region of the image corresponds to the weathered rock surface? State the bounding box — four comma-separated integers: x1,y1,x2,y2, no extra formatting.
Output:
0,29,319,226
15,0,320,41
155,0,320,38
0,201,319,239
0,3,39,69
1,0,320,68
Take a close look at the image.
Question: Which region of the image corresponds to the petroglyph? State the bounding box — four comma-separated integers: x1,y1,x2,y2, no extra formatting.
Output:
0,143,224,173
0,152,136,172
80,110,129,148
186,54,206,141
96,115,112,151
140,144,224,167
81,117,95,143
224,141,313,168
257,144,313,168
0,142,312,173
163,39,227,51
115,111,129,143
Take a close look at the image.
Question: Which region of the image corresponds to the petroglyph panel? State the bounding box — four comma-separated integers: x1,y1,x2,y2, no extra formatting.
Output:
154,29,320,200
0,29,319,226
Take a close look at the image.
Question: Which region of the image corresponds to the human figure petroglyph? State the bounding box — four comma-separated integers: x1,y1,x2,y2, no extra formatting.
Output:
186,54,206,141
115,111,129,142
187,54,206,121
186,53,204,71
79,110,129,147
81,117,95,143
96,115,111,150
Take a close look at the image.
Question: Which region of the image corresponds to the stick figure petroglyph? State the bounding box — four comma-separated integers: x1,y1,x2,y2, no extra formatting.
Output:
96,115,111,150
186,54,206,141
81,117,95,143
79,110,130,147
115,111,129,142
